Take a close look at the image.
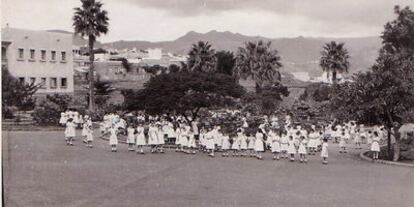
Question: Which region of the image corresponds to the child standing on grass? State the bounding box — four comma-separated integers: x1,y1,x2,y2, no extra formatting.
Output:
65,118,76,146
321,138,329,164
136,123,146,154
157,123,165,153
205,126,215,157
109,125,118,152
298,136,308,163
127,124,136,151
371,131,381,161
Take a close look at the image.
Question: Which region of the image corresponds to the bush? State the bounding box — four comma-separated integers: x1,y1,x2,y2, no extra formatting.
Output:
33,94,72,126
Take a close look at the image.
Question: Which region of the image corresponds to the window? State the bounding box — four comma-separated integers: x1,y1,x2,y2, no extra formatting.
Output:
41,50,46,60
40,77,47,88
29,77,36,85
30,49,35,59
18,48,24,59
19,77,25,84
50,78,57,88
51,51,56,61
60,77,67,88
61,51,66,61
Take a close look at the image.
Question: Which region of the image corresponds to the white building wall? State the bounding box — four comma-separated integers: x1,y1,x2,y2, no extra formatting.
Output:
2,27,74,93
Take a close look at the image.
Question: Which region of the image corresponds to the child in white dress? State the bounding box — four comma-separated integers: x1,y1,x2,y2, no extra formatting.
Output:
339,131,349,153
287,136,297,162
157,123,165,153
270,129,281,160
65,118,76,146
205,127,215,157
298,136,308,163
187,129,197,154
174,126,182,152
136,124,146,154
247,133,256,157
371,131,381,161
280,132,289,159
221,133,231,157
239,131,248,157
147,123,158,153
231,136,241,157
127,125,136,151
321,138,329,164
109,125,118,152
254,129,265,160
84,117,93,148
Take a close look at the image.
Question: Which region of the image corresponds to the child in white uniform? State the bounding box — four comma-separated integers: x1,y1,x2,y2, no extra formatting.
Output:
205,127,215,157
157,123,165,153
221,133,231,157
136,123,146,154
339,131,349,153
254,130,265,160
109,125,118,152
127,125,136,151
321,138,329,164
270,129,281,160
287,136,297,162
187,129,197,154
239,131,248,157
371,131,381,161
148,123,158,153
65,118,76,146
280,132,289,159
247,133,256,157
298,136,308,163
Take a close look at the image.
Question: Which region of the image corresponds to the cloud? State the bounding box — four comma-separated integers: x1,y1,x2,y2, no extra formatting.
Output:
122,0,414,27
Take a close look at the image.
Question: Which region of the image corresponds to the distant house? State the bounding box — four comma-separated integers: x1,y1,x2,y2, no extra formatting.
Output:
2,27,74,94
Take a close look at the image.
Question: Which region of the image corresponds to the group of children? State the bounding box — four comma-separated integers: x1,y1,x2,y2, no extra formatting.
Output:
60,110,385,164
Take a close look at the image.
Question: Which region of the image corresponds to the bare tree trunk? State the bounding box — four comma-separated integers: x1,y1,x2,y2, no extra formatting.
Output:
88,36,95,112
387,129,392,160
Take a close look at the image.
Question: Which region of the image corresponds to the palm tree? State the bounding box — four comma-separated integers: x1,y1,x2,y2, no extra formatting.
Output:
234,40,282,92
319,41,350,83
73,0,109,112
187,41,217,73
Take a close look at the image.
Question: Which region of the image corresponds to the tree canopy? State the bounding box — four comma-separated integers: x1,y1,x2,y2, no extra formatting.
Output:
123,71,245,122
328,5,414,161
187,41,217,73
319,41,350,83
234,40,282,91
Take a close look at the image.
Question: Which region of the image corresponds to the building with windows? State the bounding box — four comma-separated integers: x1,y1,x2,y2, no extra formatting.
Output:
1,27,74,93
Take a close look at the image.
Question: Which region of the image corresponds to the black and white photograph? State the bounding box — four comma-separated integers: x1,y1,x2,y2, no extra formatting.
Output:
1,0,414,206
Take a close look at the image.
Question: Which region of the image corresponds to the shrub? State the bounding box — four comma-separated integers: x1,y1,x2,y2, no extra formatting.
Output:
33,94,72,126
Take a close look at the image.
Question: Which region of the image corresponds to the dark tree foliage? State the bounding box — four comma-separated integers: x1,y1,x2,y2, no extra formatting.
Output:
215,50,235,76
168,64,180,73
33,94,72,125
123,71,245,122
2,66,38,116
187,41,217,73
241,82,289,115
143,65,167,76
300,82,331,102
93,79,115,107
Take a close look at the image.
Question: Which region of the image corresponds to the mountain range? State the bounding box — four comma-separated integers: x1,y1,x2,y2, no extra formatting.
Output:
51,30,383,78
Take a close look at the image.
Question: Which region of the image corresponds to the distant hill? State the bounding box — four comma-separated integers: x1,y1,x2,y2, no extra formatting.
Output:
101,30,382,77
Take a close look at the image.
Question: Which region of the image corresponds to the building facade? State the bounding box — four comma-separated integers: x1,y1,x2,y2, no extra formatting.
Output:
2,27,74,93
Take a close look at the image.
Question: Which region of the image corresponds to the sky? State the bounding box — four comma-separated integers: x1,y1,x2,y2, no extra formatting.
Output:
2,0,414,43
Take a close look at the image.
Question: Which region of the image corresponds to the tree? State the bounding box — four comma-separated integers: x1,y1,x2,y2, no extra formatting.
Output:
241,82,289,115
2,66,38,118
94,79,115,107
234,40,282,92
187,41,217,73
73,0,109,112
328,5,414,161
215,50,235,76
168,64,180,73
123,71,245,123
319,41,350,83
